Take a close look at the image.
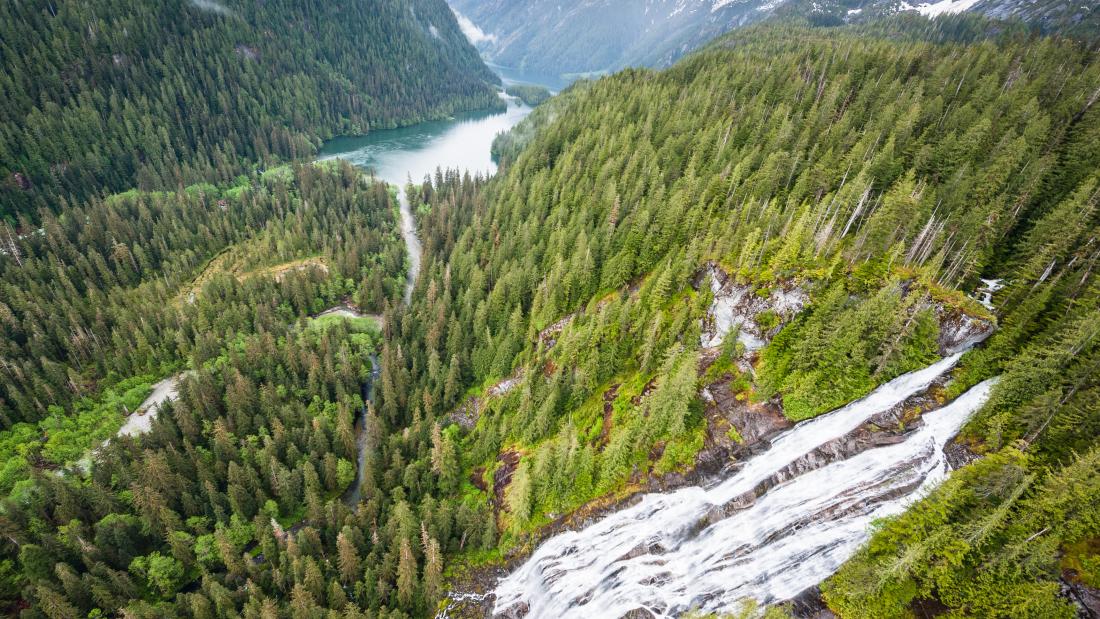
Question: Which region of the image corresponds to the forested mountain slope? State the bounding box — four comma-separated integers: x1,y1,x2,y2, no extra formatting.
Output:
0,0,501,221
385,21,1100,615
3,12,1100,619
0,162,435,615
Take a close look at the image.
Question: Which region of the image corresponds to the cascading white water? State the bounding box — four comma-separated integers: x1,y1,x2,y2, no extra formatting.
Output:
493,354,997,618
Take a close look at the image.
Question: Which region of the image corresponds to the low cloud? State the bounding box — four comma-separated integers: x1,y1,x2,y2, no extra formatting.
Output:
189,0,234,17
452,9,496,46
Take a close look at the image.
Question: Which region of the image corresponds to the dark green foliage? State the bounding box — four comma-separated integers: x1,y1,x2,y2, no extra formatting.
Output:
0,160,487,615
504,85,552,107
823,447,1100,617
3,15,1100,618
0,0,501,220
1,163,402,427
8,322,486,616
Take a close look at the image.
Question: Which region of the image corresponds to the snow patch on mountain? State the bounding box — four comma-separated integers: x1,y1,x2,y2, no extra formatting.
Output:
911,0,982,16
712,0,786,12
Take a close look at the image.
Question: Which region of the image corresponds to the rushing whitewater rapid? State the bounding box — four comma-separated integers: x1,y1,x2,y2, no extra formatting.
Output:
493,354,998,617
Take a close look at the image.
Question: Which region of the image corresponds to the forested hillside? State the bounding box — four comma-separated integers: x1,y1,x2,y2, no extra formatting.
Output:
0,163,403,428
0,162,455,615
0,0,501,220
383,21,1100,615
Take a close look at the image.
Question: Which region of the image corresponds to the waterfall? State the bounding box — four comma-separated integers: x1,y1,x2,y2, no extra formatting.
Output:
493,354,997,617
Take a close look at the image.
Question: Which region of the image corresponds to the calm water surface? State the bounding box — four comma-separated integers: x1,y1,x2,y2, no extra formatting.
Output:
318,96,532,186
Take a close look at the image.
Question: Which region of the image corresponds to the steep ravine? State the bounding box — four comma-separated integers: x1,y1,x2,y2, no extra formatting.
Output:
340,186,422,506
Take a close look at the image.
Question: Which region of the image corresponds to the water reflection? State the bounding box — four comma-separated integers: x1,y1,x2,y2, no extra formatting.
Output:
318,97,532,186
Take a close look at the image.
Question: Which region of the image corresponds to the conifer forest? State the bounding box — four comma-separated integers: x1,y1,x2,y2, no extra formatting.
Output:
0,1,1098,617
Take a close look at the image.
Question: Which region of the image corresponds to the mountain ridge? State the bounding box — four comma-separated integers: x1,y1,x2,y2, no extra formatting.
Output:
450,0,1099,82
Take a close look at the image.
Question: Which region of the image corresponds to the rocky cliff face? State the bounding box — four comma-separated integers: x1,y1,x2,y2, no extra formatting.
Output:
696,262,808,357
696,263,994,361
936,303,995,355
694,264,994,451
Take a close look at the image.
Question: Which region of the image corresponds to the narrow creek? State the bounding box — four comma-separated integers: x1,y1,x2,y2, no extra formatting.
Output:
341,352,380,506
319,93,534,505
103,95,533,497
398,189,422,305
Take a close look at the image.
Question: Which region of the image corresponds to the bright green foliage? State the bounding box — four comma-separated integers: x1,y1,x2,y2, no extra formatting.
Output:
824,447,1100,618
758,277,941,420
129,552,186,597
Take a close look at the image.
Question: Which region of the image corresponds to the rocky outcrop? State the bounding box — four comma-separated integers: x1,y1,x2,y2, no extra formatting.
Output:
1063,571,1100,618
944,439,981,470
935,304,995,355
702,378,791,445
788,587,837,619
448,369,524,430
697,263,995,359
707,375,950,521
696,262,808,355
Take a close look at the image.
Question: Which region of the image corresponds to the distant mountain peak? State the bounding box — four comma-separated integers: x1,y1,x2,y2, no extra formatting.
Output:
450,0,1097,86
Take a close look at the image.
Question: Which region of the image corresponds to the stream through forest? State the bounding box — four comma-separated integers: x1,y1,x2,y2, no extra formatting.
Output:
106,94,533,502
319,92,534,505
